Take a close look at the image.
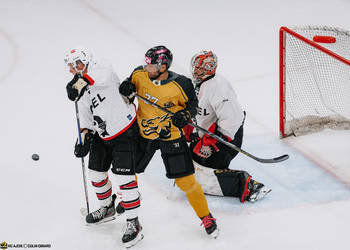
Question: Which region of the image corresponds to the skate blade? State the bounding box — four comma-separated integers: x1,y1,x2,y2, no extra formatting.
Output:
249,188,272,202
209,228,219,239
85,216,116,226
124,233,144,248
80,207,88,217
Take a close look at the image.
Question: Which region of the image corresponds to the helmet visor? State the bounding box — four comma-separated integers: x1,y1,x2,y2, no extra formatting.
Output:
143,63,161,72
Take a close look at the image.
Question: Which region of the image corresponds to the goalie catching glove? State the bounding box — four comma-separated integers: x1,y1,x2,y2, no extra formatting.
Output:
66,74,91,101
74,129,94,158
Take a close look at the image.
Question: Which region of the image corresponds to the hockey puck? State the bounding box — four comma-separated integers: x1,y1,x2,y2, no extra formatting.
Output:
32,154,40,161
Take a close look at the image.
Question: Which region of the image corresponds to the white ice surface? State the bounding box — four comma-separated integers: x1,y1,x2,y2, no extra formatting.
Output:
0,0,349,249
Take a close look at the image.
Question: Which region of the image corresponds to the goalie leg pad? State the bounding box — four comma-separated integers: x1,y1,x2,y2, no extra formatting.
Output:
214,169,252,200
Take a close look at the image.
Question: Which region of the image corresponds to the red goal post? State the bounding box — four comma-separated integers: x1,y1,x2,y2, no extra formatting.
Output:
279,26,350,138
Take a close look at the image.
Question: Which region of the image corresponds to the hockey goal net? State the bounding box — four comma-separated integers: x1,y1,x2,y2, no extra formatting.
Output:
280,26,350,138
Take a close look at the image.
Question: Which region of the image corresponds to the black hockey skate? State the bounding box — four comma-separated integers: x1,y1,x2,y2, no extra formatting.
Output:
122,217,144,248
86,194,116,224
201,213,219,239
247,180,271,202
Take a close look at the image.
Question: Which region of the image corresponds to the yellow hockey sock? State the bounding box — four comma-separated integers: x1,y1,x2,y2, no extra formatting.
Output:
175,174,210,218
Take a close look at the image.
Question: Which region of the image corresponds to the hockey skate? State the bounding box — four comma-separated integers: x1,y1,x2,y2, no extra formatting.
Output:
86,194,116,224
247,180,271,202
201,213,219,239
122,217,144,248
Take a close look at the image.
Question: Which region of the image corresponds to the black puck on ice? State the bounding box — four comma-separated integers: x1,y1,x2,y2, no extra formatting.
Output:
32,154,40,161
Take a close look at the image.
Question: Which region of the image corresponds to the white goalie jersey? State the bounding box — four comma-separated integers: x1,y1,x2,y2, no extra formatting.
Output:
195,73,244,139
78,58,136,140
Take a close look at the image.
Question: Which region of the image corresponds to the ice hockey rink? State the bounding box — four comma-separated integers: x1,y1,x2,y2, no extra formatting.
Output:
0,0,349,249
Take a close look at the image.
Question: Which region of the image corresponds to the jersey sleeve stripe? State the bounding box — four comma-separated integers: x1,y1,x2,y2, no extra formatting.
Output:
83,73,95,86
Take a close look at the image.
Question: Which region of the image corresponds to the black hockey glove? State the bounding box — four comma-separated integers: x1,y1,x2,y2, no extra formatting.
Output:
171,110,191,128
74,130,94,158
119,79,136,98
66,74,89,101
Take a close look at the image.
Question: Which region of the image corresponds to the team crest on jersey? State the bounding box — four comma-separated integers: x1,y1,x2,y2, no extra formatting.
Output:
93,115,110,137
140,113,172,139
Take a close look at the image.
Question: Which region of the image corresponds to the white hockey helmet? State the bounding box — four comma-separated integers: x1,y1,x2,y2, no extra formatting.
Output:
64,46,92,71
190,50,218,83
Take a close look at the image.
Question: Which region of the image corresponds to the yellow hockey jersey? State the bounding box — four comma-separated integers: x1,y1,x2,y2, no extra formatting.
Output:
130,67,198,141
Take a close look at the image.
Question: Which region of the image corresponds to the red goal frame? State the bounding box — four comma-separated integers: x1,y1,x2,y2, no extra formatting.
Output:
279,26,350,138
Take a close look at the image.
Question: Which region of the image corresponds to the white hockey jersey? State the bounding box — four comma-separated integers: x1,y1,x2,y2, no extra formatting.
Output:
78,58,136,140
195,74,244,139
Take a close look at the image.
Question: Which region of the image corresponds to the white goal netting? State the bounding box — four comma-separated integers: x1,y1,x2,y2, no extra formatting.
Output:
282,25,350,137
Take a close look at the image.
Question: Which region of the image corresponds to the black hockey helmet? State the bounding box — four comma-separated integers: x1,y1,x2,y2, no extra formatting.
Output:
145,45,173,70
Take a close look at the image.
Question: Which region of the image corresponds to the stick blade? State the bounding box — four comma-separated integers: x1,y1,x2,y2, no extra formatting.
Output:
256,154,289,163
274,154,289,162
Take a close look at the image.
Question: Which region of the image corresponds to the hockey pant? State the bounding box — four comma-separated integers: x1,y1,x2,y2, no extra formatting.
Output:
89,170,140,219
193,162,252,202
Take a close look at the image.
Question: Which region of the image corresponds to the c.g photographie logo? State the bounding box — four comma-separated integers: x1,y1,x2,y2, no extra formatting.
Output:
0,242,8,249
0,241,51,249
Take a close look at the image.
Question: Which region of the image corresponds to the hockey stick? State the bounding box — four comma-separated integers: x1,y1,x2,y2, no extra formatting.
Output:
135,94,289,163
74,101,90,215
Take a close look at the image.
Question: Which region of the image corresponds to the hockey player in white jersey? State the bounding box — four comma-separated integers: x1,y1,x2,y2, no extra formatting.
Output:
184,51,271,202
64,47,143,248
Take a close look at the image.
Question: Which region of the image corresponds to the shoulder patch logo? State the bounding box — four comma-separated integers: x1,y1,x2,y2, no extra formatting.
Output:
164,102,175,108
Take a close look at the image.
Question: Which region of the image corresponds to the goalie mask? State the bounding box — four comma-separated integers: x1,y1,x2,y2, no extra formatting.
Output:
64,46,92,74
190,51,218,83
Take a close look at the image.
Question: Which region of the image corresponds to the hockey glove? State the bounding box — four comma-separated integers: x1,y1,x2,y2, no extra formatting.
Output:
119,79,136,98
171,110,191,128
74,129,94,158
66,74,90,101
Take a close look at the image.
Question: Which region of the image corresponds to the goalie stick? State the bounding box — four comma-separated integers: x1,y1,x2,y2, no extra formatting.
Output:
135,94,289,164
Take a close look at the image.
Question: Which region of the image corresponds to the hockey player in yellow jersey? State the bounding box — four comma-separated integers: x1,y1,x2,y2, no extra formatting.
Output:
119,45,219,238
